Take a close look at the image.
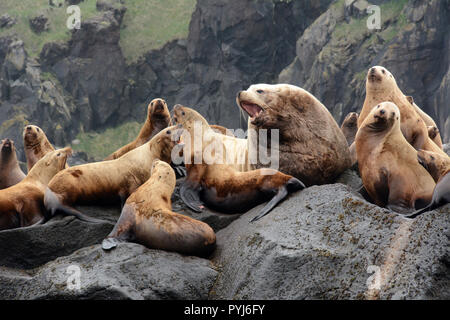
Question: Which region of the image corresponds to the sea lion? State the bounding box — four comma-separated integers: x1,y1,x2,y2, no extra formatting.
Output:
23,125,58,172
237,84,351,186
406,95,443,148
341,112,359,146
358,66,445,156
44,127,179,222
172,105,305,222
356,102,436,213
210,124,235,137
105,98,171,160
102,160,216,257
0,147,71,231
406,150,450,218
0,139,26,189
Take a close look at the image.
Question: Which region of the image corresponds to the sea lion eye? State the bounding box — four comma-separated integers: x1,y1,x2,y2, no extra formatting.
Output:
182,111,185,116
382,70,386,74
167,130,171,135
151,102,154,107
57,153,61,156
431,156,435,160
257,90,264,94
37,128,40,132
377,105,381,108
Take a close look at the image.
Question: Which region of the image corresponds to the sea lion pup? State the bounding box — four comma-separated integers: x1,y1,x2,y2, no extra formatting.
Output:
0,139,26,189
358,66,445,155
406,150,450,218
102,160,216,257
44,127,178,222
406,95,443,148
341,112,359,146
356,102,436,213
23,125,59,172
172,105,305,222
237,84,351,186
105,98,171,160
0,148,71,231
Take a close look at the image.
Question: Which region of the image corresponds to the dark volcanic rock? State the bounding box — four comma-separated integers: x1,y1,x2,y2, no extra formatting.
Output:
0,14,17,29
0,206,120,270
210,184,449,300
29,15,49,34
0,243,217,300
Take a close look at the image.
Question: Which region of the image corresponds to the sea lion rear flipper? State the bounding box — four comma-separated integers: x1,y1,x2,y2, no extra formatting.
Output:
250,186,289,223
180,180,204,212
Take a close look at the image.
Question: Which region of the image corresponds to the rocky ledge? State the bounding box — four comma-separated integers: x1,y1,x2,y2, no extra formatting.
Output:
0,144,448,300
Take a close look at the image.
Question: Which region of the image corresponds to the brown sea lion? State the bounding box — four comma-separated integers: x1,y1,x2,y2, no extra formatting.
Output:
358,66,445,156
0,148,71,231
44,127,178,222
406,150,450,218
0,139,26,189
23,125,58,172
237,84,351,186
172,105,305,222
406,95,443,148
341,112,359,146
356,102,436,213
102,160,216,257
104,98,171,160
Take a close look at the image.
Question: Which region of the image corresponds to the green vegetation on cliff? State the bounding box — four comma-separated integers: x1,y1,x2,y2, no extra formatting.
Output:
72,121,142,160
0,0,196,62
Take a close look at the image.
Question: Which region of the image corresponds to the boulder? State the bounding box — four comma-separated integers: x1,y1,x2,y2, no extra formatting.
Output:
210,184,449,300
29,15,49,34
0,243,217,299
0,14,17,29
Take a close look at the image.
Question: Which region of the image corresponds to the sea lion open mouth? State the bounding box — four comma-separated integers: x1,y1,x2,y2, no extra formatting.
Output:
240,101,263,121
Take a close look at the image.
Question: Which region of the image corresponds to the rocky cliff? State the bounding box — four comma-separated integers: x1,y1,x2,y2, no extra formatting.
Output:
0,0,448,161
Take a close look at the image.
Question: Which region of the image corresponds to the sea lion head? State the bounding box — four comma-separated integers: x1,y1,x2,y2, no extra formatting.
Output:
23,125,45,148
366,66,396,93
237,84,313,129
151,126,180,164
148,98,170,122
363,101,400,133
171,104,209,131
151,159,176,183
343,112,359,128
1,138,14,155
417,149,448,182
29,147,72,183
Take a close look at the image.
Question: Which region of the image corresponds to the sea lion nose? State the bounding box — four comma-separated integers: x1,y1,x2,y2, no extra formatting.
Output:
26,126,32,131
380,109,385,115
238,91,243,98
370,68,376,74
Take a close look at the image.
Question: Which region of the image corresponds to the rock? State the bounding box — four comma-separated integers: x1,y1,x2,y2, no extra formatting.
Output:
65,0,84,5
210,184,449,299
0,14,17,29
0,206,120,270
444,144,450,156
29,15,49,34
0,243,217,299
336,168,362,190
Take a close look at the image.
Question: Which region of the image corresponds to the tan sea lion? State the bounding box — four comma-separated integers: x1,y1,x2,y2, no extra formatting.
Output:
406,150,450,218
356,102,436,213
406,95,443,148
341,112,359,146
102,160,216,257
44,127,179,222
104,98,171,160
0,139,26,189
237,84,351,186
23,125,63,172
0,148,71,231
172,105,305,222
358,66,445,156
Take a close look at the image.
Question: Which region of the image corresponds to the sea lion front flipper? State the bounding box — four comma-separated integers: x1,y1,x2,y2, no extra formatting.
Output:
180,180,204,213
172,164,187,178
250,186,289,223
102,237,125,250
102,204,136,251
